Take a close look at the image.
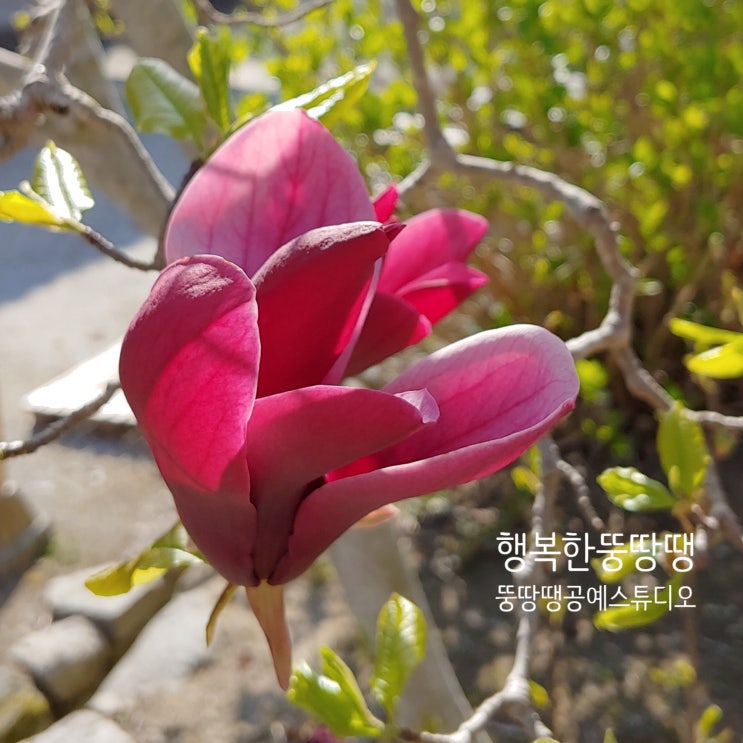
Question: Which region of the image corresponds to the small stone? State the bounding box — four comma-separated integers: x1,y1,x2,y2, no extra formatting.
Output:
88,576,225,716
44,566,177,657
0,665,53,743
20,709,135,743
0,484,51,577
10,616,111,711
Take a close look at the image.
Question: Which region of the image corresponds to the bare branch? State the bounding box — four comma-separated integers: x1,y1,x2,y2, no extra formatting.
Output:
393,0,455,163
80,225,161,271
0,71,174,247
191,0,334,27
556,456,606,532
0,382,120,459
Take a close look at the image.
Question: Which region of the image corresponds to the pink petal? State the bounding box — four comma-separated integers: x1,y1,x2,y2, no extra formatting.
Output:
246,385,438,579
252,222,390,396
372,184,399,222
377,209,488,294
274,325,578,582
345,292,431,376
396,262,489,324
119,255,260,585
246,583,292,689
165,110,375,275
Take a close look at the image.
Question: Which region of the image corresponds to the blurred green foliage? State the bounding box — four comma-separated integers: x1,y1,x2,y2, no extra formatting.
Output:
234,0,743,390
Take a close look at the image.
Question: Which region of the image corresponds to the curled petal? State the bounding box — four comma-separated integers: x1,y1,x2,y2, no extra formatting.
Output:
165,110,375,274
377,208,489,295
275,325,578,582
119,255,260,585
253,222,389,396
372,184,399,222
345,292,431,376
246,385,438,580
395,262,489,325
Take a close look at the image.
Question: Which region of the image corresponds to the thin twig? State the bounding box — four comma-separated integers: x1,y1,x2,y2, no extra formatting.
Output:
555,455,606,532
0,382,120,459
80,225,160,271
191,0,333,27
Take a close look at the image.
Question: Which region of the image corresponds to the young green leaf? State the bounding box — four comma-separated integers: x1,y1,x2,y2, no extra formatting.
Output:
593,592,669,631
593,576,682,631
591,539,656,583
370,592,427,721
685,339,743,379
603,729,619,743
29,141,94,222
668,318,743,346
597,467,676,511
188,27,234,134
287,654,384,738
528,679,550,710
0,190,67,229
271,62,376,127
575,358,609,404
657,403,709,499
126,58,207,145
85,521,204,596
696,704,724,739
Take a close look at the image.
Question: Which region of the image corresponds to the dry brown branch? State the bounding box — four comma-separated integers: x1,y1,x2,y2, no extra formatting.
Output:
191,0,333,27
0,382,120,459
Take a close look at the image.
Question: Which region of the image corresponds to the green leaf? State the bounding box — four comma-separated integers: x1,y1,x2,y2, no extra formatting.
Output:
594,575,684,632
657,403,709,499
126,58,206,144
0,189,66,228
29,141,93,222
576,358,609,404
603,730,619,743
272,61,376,128
85,522,204,596
669,318,742,346
686,339,743,380
528,679,550,710
188,27,234,134
597,467,676,511
287,652,384,737
696,704,723,738
370,592,427,721
591,539,655,583
593,588,670,631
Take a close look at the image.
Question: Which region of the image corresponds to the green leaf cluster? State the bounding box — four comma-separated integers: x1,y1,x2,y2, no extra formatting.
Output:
287,593,427,737
670,317,743,380
234,0,743,374
125,25,375,157
598,403,708,512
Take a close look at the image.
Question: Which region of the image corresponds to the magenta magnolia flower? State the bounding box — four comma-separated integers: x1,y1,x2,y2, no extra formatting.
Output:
119,248,578,687
164,109,489,369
